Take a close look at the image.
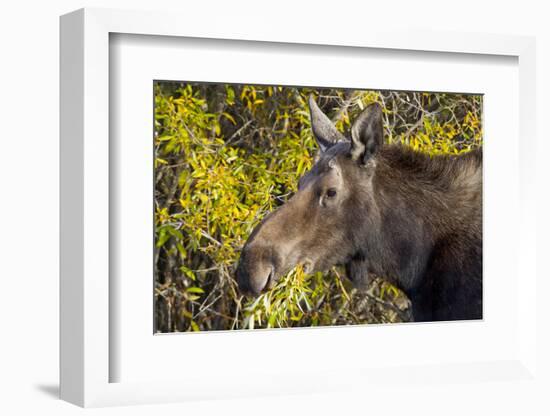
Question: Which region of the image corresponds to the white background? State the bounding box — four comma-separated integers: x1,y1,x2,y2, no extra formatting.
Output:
112,34,519,383
1,1,549,415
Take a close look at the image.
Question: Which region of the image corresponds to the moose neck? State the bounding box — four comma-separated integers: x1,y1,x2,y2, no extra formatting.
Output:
353,144,482,291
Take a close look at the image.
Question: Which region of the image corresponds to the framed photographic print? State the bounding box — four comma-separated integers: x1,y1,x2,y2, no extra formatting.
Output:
60,7,541,409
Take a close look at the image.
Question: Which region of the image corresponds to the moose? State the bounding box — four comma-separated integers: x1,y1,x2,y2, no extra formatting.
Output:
236,96,482,322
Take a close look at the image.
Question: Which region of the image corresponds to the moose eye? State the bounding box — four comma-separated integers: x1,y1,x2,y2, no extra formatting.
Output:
326,188,337,198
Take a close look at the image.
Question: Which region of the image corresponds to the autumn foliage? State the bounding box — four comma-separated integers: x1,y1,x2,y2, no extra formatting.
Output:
154,82,482,332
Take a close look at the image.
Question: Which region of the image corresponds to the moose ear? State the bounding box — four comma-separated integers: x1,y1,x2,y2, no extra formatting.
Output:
308,95,346,152
350,102,384,164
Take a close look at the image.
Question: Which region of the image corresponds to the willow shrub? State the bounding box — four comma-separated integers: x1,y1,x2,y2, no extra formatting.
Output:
154,83,483,332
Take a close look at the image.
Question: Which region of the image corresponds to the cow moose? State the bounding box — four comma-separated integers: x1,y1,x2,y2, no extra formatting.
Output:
236,96,482,322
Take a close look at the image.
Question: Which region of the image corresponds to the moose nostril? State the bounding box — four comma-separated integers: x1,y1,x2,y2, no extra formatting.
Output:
235,244,278,296
235,260,274,296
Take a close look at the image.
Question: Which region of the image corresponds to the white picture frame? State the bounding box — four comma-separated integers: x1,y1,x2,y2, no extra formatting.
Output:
60,7,540,408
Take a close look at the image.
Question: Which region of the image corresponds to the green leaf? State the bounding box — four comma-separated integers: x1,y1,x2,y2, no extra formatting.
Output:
156,228,170,248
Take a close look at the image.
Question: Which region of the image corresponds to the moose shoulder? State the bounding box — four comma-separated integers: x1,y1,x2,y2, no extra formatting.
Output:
236,96,482,322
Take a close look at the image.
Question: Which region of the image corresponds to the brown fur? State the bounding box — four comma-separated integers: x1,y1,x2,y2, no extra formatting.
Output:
236,100,482,322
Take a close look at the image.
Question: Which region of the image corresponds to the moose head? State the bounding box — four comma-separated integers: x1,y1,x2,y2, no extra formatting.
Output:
236,96,384,295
